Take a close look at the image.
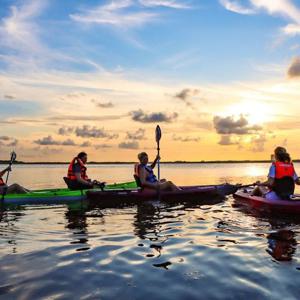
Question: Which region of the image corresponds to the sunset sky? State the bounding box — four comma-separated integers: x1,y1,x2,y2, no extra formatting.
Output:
1,0,300,162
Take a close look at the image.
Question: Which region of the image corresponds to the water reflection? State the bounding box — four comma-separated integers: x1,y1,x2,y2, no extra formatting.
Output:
267,229,297,261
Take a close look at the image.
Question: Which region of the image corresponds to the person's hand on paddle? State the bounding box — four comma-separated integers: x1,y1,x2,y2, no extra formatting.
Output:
5,166,12,172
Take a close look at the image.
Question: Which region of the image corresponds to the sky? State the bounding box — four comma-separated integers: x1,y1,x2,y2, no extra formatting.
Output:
0,0,300,162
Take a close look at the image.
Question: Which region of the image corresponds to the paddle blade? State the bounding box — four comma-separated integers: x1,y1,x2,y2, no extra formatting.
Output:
155,125,162,143
10,151,17,163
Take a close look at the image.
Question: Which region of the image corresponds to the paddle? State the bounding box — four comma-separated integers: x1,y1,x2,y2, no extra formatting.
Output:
1,151,17,204
5,151,17,184
155,125,161,181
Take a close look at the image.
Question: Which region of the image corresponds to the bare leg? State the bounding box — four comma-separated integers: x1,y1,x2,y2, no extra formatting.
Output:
251,186,268,196
159,181,181,191
7,183,30,194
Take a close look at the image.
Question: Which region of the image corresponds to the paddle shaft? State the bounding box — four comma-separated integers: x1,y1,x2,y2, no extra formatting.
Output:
157,141,160,181
1,152,16,204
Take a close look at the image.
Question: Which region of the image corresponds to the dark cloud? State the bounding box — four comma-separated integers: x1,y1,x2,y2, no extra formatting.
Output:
172,134,201,142
61,139,76,146
119,141,139,149
0,136,10,141
34,135,76,146
0,136,18,147
130,109,178,123
95,144,112,149
35,136,61,145
251,134,267,152
7,139,18,147
75,126,118,139
287,57,300,78
81,141,92,147
218,135,238,146
126,128,145,140
213,115,262,135
174,88,199,106
32,146,64,156
92,100,114,108
58,126,74,136
4,95,15,100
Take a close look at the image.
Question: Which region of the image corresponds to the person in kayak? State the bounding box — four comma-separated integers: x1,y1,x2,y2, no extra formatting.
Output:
0,166,29,194
134,152,180,191
252,147,300,200
66,152,105,190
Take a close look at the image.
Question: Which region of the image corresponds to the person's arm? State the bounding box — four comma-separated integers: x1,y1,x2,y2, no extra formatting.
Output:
0,166,11,178
256,164,275,187
258,177,275,187
293,170,300,185
150,155,160,169
139,166,158,189
74,172,93,186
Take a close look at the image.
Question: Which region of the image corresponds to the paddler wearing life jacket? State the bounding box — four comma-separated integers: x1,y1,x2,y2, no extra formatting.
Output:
252,147,300,200
0,166,29,194
134,152,180,191
67,152,104,190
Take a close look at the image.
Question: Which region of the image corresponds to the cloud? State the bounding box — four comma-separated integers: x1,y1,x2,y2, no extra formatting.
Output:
92,100,114,108
0,1,46,53
174,88,199,106
70,0,158,29
219,0,256,15
0,136,18,147
213,115,262,135
61,139,76,146
34,135,76,146
58,126,74,136
218,135,239,145
75,125,119,139
81,141,92,147
49,115,123,122
0,136,11,141
139,0,190,9
172,134,201,142
95,144,113,149
7,139,18,147
126,128,145,140
220,0,300,36
119,141,139,149
130,109,178,123
4,95,16,100
251,134,267,152
287,57,300,78
32,146,64,156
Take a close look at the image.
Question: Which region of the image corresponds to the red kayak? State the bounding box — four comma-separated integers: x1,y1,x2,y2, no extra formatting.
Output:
233,189,300,214
87,183,237,207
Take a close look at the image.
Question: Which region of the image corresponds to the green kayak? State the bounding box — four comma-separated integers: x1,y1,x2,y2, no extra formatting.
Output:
1,181,137,206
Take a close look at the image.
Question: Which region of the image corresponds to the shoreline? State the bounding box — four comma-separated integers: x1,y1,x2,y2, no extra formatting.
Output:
1,160,300,165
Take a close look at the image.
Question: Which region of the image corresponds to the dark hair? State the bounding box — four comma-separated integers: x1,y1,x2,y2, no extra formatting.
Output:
77,152,87,159
138,152,148,161
276,151,291,163
274,146,286,156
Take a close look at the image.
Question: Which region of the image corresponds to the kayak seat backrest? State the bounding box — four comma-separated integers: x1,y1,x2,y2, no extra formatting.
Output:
63,177,73,189
133,175,142,188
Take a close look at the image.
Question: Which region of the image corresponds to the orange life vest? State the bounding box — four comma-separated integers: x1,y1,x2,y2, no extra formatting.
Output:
134,163,157,183
274,161,295,179
67,157,88,181
272,161,295,199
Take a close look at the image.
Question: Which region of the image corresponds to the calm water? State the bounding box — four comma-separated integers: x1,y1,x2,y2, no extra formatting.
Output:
1,163,300,299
